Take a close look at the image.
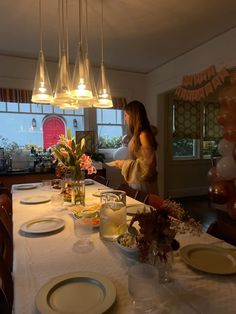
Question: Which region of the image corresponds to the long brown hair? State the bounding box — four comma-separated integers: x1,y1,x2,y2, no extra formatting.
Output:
124,100,157,152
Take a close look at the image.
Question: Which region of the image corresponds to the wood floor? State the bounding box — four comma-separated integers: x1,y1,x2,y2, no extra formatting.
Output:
172,195,218,232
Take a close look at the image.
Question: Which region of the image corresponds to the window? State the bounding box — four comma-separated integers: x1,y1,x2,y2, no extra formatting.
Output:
0,102,85,150
171,100,222,159
96,108,125,148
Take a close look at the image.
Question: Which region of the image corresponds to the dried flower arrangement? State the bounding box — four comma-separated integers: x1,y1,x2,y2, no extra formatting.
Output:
129,199,202,263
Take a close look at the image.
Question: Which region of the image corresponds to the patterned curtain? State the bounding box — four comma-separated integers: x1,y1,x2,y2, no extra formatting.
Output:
0,88,32,103
0,87,127,109
204,102,223,140
173,100,201,139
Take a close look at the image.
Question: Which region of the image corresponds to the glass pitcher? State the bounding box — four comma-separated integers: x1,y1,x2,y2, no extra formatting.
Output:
99,190,127,241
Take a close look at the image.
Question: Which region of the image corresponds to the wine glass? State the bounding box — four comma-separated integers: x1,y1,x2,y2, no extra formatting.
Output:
73,214,94,253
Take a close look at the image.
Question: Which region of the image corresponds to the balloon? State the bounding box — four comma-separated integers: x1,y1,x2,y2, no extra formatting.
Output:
207,166,223,183
113,146,129,160
217,138,234,156
216,156,236,180
223,124,236,143
208,181,230,204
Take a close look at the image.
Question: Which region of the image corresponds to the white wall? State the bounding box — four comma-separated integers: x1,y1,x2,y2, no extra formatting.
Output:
147,27,236,197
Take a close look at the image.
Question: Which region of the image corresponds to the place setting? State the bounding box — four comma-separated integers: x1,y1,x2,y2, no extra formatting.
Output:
19,216,65,237
14,183,38,191
35,271,116,314
20,195,51,205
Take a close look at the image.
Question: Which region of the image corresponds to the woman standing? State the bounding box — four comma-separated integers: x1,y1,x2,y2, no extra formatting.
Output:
114,100,158,193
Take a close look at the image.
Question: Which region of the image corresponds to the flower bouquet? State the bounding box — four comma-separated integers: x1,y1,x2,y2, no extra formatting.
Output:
129,198,201,282
52,129,96,203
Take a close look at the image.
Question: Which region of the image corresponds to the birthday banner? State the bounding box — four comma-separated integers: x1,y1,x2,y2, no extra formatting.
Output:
175,65,230,101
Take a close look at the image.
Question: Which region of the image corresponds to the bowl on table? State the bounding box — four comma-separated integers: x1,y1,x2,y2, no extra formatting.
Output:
116,233,139,253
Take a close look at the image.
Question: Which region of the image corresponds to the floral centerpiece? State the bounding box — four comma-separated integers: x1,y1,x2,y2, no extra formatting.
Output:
129,198,202,266
52,129,96,203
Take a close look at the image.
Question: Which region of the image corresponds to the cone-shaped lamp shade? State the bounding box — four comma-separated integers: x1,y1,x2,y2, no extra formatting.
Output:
31,50,53,104
71,44,93,100
77,54,98,108
53,50,73,106
94,63,113,108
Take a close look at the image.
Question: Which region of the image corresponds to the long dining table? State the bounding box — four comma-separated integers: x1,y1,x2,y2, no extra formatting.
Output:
12,180,236,314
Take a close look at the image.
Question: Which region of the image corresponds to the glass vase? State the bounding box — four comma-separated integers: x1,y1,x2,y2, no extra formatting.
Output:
71,179,85,206
149,242,174,284
63,170,85,205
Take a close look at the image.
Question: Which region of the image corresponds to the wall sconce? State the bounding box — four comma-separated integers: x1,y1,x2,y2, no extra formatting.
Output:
73,118,78,128
32,118,37,128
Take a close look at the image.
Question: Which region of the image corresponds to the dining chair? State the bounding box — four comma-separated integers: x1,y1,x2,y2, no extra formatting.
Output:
117,183,138,199
0,219,13,272
0,205,12,238
0,187,12,199
135,190,149,204
0,255,13,314
0,194,12,218
207,219,236,246
93,175,109,187
145,193,164,209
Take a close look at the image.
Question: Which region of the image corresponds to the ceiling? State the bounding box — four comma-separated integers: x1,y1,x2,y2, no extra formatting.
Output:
1,0,236,73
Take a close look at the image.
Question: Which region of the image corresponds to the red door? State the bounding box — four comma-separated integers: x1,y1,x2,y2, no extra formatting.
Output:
43,116,65,149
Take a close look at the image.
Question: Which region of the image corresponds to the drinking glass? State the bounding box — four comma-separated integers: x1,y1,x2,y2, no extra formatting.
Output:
41,179,52,191
51,193,65,211
73,214,94,253
128,263,158,313
99,190,127,241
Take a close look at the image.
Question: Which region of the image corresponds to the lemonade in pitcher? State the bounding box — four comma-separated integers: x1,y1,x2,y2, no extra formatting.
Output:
99,190,127,241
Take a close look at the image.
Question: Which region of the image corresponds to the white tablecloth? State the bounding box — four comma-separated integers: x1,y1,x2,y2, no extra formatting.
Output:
13,182,236,314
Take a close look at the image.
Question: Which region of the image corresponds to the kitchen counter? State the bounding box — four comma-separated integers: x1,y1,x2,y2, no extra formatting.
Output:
0,169,56,190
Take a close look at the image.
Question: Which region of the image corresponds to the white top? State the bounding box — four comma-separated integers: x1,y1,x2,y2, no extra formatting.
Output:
13,182,236,314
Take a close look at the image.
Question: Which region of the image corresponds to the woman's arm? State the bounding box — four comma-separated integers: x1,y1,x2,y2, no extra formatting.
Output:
120,131,157,184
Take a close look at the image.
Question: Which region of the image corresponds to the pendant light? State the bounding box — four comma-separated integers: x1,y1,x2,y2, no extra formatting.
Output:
94,0,113,108
80,0,99,108
31,0,53,104
71,0,93,101
53,0,77,109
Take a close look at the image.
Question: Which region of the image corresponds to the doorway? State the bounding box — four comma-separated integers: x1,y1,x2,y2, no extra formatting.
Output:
43,115,65,149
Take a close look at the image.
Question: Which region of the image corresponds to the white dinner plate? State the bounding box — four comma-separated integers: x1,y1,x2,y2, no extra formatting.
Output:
126,204,150,215
20,195,51,204
15,184,38,190
180,244,236,275
36,271,116,314
20,217,65,234
84,179,94,186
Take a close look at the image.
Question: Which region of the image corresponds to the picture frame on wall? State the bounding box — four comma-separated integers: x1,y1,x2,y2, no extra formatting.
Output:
76,131,95,154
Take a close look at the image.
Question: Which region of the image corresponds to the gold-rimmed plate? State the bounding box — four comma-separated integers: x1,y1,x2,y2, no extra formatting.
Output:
20,195,51,204
36,272,116,314
180,244,236,275
15,184,38,190
20,217,65,234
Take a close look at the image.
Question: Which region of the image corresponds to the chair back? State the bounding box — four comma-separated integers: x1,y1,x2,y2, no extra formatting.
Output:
118,183,138,199
93,175,109,186
0,256,13,314
0,194,12,218
207,220,236,246
135,190,149,204
0,219,13,272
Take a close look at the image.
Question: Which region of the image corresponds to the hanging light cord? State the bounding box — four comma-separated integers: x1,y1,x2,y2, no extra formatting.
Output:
39,0,43,50
101,0,104,64
85,0,89,54
79,0,82,46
